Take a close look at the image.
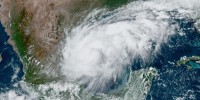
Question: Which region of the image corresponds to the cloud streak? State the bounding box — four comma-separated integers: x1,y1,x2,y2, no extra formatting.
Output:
61,0,200,93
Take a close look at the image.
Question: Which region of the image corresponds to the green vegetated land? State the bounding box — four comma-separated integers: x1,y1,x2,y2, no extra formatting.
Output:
176,56,200,69
102,0,129,8
11,8,27,57
9,0,130,85
10,7,54,85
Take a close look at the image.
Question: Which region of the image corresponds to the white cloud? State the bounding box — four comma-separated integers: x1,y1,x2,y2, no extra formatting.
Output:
61,0,200,93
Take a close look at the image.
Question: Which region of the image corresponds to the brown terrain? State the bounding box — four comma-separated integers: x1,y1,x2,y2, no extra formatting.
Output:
0,0,129,84
0,0,102,84
0,0,99,58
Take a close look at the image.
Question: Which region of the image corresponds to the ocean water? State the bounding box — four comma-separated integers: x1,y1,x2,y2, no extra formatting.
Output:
61,0,200,95
1,0,200,99
0,22,24,92
147,18,200,99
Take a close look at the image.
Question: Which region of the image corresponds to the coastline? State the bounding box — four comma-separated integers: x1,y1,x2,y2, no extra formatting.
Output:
0,0,23,62
0,0,132,85
0,21,24,91
0,16,24,65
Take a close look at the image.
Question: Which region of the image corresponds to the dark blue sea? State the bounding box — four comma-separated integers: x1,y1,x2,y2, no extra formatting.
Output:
146,18,200,99
0,22,24,92
0,16,200,99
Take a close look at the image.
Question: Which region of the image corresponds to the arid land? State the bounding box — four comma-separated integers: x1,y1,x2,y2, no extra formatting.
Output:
0,0,130,84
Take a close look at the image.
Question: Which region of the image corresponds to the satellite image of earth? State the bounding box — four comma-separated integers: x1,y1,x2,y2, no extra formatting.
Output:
0,0,200,100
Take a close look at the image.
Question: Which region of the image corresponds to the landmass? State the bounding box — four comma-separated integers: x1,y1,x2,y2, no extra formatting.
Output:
0,0,131,85
176,56,200,69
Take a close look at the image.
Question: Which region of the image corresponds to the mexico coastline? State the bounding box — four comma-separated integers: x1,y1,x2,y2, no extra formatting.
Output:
0,22,24,92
